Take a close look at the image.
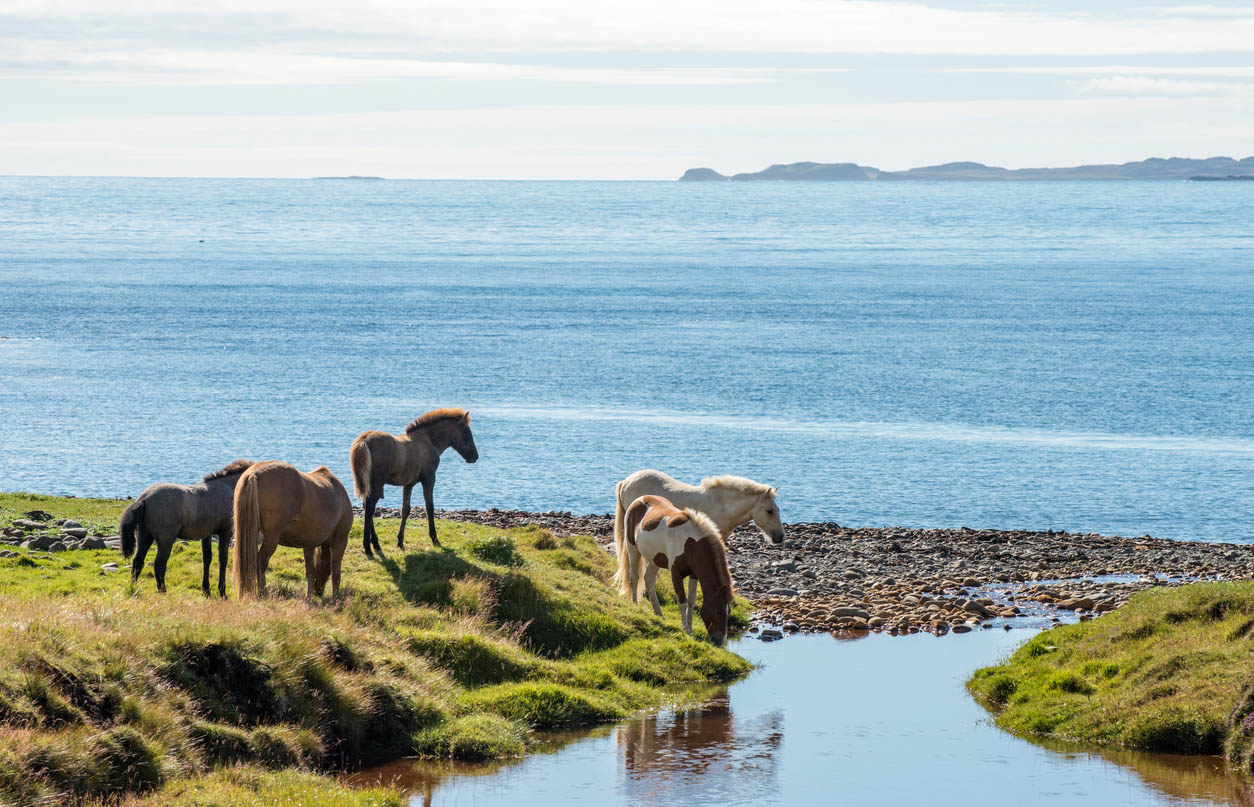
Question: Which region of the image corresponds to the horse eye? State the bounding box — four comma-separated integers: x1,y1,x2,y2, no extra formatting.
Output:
767,508,775,515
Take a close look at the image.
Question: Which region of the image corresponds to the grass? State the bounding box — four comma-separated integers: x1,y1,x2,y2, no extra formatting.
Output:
968,581,1254,764
0,493,751,805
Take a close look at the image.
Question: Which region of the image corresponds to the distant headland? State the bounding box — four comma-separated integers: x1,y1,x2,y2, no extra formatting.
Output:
679,157,1254,182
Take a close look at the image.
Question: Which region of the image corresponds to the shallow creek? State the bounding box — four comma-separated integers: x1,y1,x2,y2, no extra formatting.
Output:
350,630,1250,805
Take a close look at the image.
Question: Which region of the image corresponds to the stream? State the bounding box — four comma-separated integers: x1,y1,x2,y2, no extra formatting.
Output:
351,630,1250,805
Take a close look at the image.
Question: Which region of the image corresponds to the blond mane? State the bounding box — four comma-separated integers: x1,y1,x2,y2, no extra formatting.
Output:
405,407,471,434
700,475,777,497
203,459,253,482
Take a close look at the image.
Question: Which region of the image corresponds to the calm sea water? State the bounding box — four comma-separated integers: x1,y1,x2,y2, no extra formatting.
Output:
2,177,1252,541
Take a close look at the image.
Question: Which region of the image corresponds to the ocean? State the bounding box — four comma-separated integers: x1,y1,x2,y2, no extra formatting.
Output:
1,177,1251,542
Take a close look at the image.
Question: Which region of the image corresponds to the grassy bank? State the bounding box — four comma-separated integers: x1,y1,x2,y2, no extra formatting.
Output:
0,492,750,805
969,581,1254,767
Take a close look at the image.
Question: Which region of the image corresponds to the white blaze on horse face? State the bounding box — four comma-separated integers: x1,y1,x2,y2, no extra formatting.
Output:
752,492,785,544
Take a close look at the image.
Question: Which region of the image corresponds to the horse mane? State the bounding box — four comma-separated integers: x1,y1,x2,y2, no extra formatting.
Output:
203,459,253,482
701,475,776,497
685,508,733,593
405,407,471,434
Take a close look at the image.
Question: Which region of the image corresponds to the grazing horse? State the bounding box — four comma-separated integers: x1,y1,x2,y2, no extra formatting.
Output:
349,408,478,557
614,495,734,646
119,460,252,596
613,471,781,622
231,461,353,598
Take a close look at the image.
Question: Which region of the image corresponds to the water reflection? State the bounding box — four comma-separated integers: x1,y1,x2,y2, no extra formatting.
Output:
618,695,782,803
351,632,1253,806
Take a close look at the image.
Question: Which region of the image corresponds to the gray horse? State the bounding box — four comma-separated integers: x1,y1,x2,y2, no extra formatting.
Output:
119,460,252,596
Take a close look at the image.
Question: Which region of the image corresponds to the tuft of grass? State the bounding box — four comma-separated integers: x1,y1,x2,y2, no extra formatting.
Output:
461,682,624,729
467,536,525,568
0,491,751,803
969,581,1254,756
111,766,403,807
414,714,526,761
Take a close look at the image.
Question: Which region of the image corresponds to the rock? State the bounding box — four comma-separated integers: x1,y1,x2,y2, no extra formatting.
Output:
0,550,17,558
23,510,52,522
962,577,981,587
78,537,107,550
772,559,798,572
48,541,67,553
951,624,973,633
12,519,46,530
61,520,82,529
101,562,119,571
829,607,871,619
760,628,784,641
767,588,798,597
22,534,59,551
61,527,88,539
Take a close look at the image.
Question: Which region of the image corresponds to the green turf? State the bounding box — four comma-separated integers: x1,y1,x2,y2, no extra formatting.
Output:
0,492,751,805
969,581,1254,765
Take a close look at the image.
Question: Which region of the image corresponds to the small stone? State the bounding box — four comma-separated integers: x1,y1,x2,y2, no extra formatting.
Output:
61,520,82,529
101,562,119,571
767,588,798,597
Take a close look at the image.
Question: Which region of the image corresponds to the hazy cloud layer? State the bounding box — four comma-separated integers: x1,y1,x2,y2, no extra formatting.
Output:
2,0,1251,176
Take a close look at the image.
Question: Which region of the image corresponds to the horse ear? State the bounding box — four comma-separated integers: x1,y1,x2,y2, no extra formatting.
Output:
769,487,778,497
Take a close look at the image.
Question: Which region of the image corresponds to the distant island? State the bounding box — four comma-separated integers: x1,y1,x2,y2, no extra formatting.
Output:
313,175,384,180
679,157,1254,182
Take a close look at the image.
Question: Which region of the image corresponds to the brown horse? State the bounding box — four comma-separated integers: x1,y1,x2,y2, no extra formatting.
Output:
349,407,478,557
231,461,353,598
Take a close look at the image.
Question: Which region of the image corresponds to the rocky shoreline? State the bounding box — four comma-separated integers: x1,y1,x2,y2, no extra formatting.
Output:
373,507,1254,639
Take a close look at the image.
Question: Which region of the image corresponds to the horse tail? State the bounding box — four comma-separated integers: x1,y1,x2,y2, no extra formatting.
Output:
611,481,629,594
615,495,649,598
120,499,144,558
350,437,372,502
232,473,261,598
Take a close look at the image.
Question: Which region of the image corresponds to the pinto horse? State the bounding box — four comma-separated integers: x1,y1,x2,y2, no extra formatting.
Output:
231,461,353,598
614,494,734,646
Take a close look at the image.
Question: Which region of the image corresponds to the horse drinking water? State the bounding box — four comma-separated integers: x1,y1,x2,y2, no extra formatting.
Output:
613,470,782,616
350,408,478,557
119,459,253,596
231,461,353,598
614,494,734,646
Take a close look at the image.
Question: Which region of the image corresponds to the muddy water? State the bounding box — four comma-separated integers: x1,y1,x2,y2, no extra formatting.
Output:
351,631,1250,805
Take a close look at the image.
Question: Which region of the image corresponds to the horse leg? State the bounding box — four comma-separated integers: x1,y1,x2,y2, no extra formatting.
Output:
257,538,278,597
201,537,213,596
363,494,379,558
397,484,413,549
217,534,229,597
130,527,154,588
315,545,332,597
644,565,663,617
153,540,172,593
303,547,318,598
685,577,699,633
627,547,641,604
330,536,346,597
422,476,439,547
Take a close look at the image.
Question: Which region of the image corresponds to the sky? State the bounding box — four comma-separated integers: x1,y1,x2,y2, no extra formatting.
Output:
1,0,1253,179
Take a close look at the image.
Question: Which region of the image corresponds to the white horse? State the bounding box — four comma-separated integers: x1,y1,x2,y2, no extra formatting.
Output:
614,494,734,646
613,470,782,619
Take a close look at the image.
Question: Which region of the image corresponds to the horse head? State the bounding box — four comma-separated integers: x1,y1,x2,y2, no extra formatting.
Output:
699,583,733,647
453,412,479,464
751,488,784,545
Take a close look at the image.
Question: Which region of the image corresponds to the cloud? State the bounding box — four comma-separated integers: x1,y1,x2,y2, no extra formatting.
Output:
4,0,1254,74
1072,75,1239,95
0,50,788,86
